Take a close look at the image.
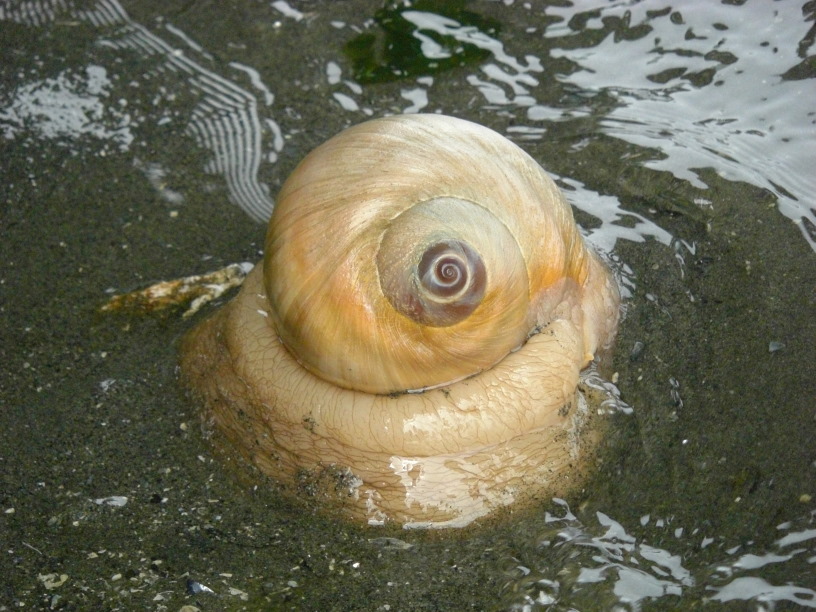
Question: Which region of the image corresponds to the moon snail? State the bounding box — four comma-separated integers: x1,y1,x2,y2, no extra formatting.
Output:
179,114,621,529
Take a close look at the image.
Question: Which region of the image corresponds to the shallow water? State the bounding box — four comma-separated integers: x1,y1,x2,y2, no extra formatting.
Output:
1,1,814,610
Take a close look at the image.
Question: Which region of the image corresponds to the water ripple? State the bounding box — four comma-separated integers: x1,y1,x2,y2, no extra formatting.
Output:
542,1,816,250
501,500,816,610
0,0,279,221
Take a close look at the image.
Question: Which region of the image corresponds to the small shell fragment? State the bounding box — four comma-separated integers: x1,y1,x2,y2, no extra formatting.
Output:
93,496,128,507
38,573,69,589
101,262,253,317
186,579,215,595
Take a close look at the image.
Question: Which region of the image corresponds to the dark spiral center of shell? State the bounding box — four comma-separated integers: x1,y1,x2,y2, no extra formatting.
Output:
404,240,486,327
419,242,472,297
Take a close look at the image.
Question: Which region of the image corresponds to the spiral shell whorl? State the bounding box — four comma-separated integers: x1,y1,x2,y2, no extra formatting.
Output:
417,240,484,317
264,114,589,394
378,197,512,328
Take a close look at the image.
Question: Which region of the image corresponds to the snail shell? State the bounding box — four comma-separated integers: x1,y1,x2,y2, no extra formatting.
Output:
180,114,620,528
265,115,594,394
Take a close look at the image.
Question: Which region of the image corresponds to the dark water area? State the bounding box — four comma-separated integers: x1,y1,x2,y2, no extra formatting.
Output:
1,1,815,610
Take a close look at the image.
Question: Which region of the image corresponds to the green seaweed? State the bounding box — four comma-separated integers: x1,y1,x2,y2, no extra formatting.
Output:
344,0,501,84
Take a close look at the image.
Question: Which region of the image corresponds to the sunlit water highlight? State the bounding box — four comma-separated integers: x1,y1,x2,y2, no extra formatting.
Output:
543,1,816,250
501,499,816,611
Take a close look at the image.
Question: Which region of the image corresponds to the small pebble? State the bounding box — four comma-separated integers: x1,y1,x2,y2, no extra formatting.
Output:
186,579,215,595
